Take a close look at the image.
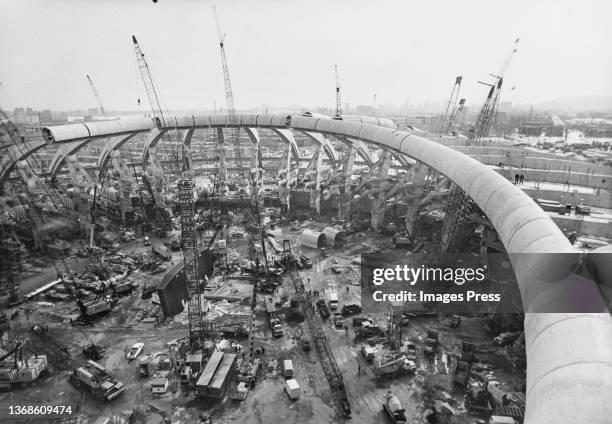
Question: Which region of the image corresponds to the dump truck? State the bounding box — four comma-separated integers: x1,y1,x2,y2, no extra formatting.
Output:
69,360,126,402
383,391,407,423
373,357,417,379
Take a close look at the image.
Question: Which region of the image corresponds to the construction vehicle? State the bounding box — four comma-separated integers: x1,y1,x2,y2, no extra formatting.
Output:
152,244,172,261
62,279,112,322
280,240,300,269
81,337,105,361
0,339,48,389
139,361,150,377
383,391,408,424
392,232,414,248
299,254,313,268
316,299,330,318
424,329,439,356
333,312,344,328
341,304,362,315
373,356,416,379
69,360,126,402
301,339,311,351
449,315,461,328
264,297,284,337
361,344,376,361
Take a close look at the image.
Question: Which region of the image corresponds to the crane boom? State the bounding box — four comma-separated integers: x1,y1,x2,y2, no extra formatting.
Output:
213,5,241,172
131,35,181,175
334,65,342,118
86,74,106,116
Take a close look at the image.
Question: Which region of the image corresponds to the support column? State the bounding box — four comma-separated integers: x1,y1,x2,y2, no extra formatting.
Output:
338,146,356,220
216,128,227,199
277,144,292,213
370,151,392,229
303,146,323,214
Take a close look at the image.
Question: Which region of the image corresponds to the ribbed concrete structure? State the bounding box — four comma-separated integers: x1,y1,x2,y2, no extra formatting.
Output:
41,114,612,423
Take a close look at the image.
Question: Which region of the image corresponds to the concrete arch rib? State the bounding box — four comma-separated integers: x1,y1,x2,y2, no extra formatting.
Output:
141,128,166,166
271,128,300,161
48,139,94,179
97,133,138,173
334,135,373,166
297,130,338,162
0,138,46,184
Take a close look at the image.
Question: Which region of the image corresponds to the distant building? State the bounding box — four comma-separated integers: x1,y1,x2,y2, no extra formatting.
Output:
519,115,565,137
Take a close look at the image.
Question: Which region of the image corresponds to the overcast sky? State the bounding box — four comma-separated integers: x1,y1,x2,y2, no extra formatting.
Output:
1,0,611,112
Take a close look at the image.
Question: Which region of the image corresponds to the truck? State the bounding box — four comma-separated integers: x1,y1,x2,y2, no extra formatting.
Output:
316,299,330,318
284,378,301,400
341,304,362,315
69,360,126,402
328,291,338,309
424,329,439,356
152,244,172,261
373,357,417,379
383,391,407,424
264,297,284,337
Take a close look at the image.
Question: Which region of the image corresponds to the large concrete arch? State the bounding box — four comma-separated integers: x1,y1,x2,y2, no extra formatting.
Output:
298,130,339,162
42,114,612,424
0,139,46,184
48,139,94,179
97,133,139,173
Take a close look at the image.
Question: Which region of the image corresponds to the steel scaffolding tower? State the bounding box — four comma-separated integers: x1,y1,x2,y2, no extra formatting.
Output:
177,179,206,348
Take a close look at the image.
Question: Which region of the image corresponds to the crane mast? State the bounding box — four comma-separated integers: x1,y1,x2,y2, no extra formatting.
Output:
334,64,342,118
131,36,203,347
468,38,519,145
371,93,377,116
213,6,242,177
440,76,462,136
131,35,181,174
86,74,106,116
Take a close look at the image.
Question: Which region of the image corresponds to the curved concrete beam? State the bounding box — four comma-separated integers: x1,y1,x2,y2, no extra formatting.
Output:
334,135,373,166
271,128,301,162
0,138,46,184
298,130,339,162
97,133,139,175
141,128,166,166
48,139,94,179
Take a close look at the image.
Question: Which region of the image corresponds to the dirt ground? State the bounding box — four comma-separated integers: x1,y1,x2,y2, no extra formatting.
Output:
1,225,525,424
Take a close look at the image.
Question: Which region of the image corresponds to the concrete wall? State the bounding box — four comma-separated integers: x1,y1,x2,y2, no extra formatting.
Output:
524,188,612,209
550,214,612,238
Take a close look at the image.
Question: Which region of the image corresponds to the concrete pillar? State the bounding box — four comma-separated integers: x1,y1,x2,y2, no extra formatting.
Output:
370,151,392,229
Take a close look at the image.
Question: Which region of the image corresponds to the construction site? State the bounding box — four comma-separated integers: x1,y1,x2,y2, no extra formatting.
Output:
1,3,612,424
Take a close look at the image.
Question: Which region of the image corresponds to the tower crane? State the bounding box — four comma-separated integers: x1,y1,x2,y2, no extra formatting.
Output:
86,74,106,116
213,6,242,175
440,76,462,136
334,64,342,119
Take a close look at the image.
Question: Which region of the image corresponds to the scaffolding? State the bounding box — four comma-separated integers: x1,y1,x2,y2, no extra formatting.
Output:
440,184,476,253
177,179,206,348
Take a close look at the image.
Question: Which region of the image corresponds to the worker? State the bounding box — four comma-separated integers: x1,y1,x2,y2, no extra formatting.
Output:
568,231,578,245
514,174,520,184
519,174,525,184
